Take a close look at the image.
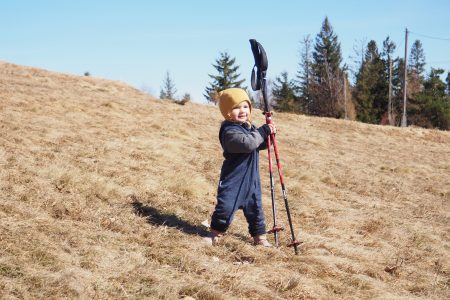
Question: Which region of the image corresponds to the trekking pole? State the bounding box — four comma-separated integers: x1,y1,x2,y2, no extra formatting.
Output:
262,81,283,247
249,39,302,254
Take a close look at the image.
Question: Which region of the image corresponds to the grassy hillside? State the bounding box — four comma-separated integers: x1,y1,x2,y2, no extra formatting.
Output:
1,61,449,299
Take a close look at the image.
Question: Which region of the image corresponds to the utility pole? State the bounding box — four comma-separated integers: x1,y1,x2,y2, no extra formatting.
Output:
401,28,408,127
388,59,394,125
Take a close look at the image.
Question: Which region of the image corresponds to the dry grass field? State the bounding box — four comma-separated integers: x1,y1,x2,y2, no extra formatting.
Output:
1,61,449,299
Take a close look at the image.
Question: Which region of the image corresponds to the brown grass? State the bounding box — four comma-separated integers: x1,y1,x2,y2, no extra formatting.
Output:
1,61,449,299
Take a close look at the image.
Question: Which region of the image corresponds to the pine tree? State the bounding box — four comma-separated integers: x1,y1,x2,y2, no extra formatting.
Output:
406,39,426,99
353,40,388,123
409,40,426,80
309,17,344,117
422,68,450,130
369,42,389,123
410,68,450,130
204,52,246,103
423,68,446,98
353,42,375,123
312,17,342,75
271,72,297,112
160,71,177,100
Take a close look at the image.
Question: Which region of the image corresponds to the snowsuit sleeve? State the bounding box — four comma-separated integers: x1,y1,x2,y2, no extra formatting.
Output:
222,125,270,153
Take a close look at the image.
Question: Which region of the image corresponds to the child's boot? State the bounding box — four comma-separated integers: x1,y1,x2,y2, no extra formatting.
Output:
203,229,223,246
253,234,272,247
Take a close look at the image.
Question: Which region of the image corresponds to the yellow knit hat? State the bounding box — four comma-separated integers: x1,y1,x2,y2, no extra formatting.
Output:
218,88,252,121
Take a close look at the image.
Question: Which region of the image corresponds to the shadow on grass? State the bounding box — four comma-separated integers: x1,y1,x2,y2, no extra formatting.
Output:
131,197,209,237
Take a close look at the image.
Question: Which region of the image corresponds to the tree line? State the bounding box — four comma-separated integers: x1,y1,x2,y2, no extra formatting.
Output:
203,17,450,130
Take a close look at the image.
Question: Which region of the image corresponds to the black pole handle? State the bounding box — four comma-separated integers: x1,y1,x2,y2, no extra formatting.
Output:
249,39,269,112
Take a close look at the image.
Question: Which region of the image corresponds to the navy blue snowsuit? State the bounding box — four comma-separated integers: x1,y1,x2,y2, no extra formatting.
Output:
210,121,271,237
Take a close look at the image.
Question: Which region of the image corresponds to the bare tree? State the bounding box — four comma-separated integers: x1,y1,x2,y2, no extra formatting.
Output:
296,35,313,113
349,38,368,80
310,50,345,118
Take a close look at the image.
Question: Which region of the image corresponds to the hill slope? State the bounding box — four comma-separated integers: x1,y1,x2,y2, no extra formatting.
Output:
1,61,449,299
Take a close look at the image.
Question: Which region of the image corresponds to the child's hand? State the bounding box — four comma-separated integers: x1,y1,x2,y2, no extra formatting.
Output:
268,123,276,134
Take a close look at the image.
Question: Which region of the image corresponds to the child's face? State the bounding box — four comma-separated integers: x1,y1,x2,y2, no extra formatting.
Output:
229,101,251,123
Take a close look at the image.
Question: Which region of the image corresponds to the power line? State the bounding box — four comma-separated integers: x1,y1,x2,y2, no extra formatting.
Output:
409,30,450,42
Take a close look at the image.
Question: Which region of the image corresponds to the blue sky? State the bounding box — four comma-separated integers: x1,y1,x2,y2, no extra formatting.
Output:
2,0,450,103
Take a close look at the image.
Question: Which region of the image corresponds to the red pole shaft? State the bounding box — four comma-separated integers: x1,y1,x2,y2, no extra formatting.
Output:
271,132,300,255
